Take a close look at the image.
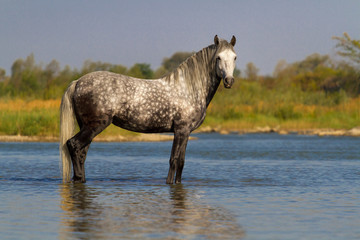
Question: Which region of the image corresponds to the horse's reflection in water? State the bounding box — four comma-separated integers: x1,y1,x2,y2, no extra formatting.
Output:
59,184,103,239
59,182,244,239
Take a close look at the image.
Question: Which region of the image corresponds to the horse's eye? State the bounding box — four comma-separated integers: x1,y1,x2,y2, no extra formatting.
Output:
216,56,221,61
234,56,237,61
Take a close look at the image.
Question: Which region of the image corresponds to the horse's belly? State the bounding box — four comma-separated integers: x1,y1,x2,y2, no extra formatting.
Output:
112,115,173,133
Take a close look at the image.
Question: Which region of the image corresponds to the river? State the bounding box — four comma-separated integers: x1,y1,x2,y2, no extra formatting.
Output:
1,133,360,239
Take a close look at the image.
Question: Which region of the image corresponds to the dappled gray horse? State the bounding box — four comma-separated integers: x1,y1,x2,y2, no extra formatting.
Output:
60,35,237,184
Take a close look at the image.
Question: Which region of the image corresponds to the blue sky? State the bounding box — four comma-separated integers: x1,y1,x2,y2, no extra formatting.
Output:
1,0,359,75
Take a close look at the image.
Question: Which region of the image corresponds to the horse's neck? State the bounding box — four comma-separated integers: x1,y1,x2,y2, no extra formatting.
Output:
186,47,221,107
205,76,221,107
163,45,220,106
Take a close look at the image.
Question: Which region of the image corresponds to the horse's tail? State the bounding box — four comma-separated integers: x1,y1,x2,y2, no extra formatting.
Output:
59,80,78,183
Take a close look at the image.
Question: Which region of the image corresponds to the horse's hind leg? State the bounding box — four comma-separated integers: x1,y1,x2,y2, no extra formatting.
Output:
67,128,93,183
67,142,90,183
67,118,111,183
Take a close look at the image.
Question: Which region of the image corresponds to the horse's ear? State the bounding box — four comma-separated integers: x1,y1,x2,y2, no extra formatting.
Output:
230,35,236,47
214,35,220,46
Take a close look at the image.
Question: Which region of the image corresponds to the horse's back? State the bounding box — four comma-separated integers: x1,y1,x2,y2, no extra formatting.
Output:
74,71,159,106
72,71,175,131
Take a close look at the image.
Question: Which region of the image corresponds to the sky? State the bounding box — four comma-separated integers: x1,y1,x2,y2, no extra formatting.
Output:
0,0,359,76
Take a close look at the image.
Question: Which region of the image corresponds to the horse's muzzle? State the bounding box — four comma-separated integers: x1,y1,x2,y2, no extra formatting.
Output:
224,77,234,88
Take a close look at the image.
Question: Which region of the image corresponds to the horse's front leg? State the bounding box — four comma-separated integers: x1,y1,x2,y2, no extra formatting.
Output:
166,129,190,184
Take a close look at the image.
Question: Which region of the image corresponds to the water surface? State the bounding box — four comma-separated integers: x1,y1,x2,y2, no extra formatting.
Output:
1,133,360,239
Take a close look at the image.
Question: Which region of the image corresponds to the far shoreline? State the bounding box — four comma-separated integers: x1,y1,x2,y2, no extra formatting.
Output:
196,126,360,137
1,126,360,142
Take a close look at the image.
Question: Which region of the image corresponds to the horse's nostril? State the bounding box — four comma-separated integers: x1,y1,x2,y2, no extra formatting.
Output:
224,77,234,88
225,77,234,85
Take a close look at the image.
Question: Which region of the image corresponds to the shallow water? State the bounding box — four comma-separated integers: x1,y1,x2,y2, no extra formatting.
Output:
1,133,360,239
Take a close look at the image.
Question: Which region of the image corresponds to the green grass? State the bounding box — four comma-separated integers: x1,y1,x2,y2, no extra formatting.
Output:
0,99,139,137
203,80,360,131
0,109,58,136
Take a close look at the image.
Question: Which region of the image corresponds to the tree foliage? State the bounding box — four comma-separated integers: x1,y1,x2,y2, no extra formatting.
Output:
268,53,360,96
245,62,259,81
162,52,194,72
333,32,360,64
0,55,158,99
128,63,154,79
1,39,360,100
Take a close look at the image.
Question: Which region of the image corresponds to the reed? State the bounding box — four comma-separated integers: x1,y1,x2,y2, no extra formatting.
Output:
205,81,360,131
0,99,138,137
0,99,60,136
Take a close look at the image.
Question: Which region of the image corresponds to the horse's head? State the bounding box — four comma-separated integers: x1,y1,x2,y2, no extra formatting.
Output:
214,35,237,88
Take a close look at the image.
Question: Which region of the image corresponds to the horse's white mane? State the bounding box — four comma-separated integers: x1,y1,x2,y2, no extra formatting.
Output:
162,39,233,96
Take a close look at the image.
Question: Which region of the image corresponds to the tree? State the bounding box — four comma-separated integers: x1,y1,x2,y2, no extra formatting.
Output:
128,63,154,79
0,68,7,96
9,54,43,97
0,68,6,82
80,60,128,75
273,59,288,79
45,60,60,78
109,64,127,75
43,60,60,99
333,32,360,65
233,68,241,78
154,66,168,78
296,54,332,72
58,65,78,88
11,58,24,90
245,62,259,81
162,52,193,72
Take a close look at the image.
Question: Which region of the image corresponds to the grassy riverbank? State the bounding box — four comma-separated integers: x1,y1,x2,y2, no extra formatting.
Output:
0,81,359,140
0,99,140,139
205,81,360,131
